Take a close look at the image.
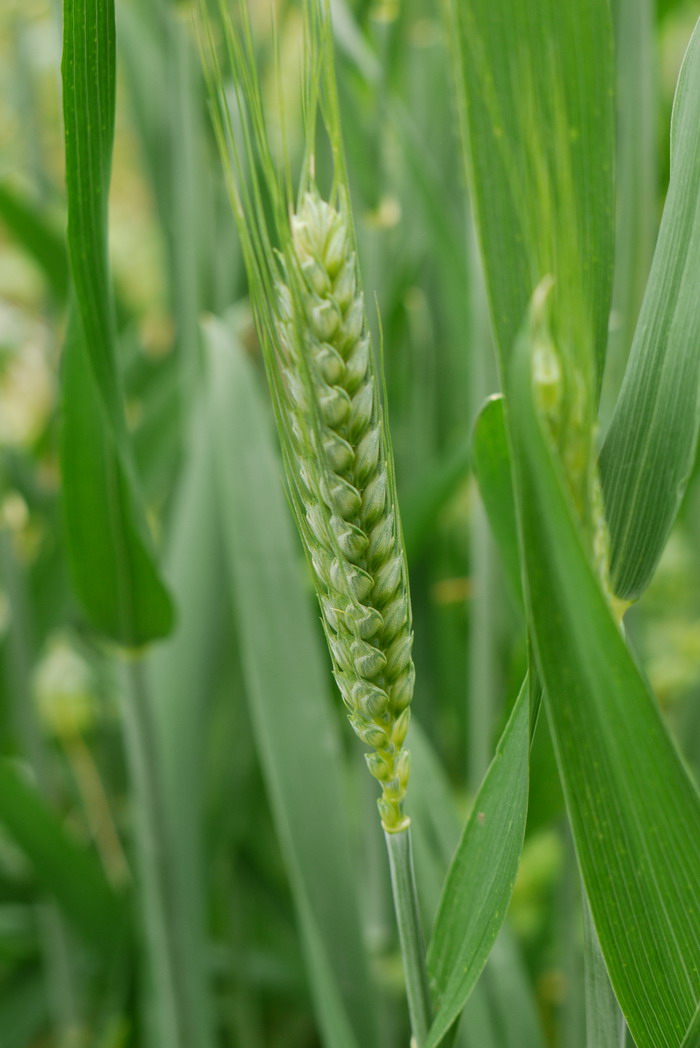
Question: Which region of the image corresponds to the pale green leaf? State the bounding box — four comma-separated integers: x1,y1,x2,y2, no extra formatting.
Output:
205,315,377,1048
445,0,615,384
602,0,657,418
583,898,626,1048
600,18,700,601
144,404,223,1048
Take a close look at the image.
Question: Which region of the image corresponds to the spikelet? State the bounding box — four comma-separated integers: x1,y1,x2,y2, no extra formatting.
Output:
275,191,414,833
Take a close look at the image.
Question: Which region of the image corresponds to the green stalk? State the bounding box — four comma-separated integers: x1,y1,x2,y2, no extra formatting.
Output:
118,657,193,1048
385,827,432,1045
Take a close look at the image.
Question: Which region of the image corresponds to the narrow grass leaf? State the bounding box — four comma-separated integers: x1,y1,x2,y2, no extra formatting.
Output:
0,760,123,951
600,18,700,602
425,682,529,1048
205,316,377,1048
61,0,173,645
0,183,68,301
471,395,522,608
62,0,121,434
60,323,173,646
507,313,700,1048
143,402,223,1048
410,721,543,1048
445,0,615,385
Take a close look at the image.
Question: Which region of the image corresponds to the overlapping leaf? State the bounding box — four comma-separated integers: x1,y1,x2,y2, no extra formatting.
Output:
506,305,700,1048
425,683,529,1048
61,0,172,646
600,17,700,602
445,0,615,385
205,316,377,1048
583,898,626,1048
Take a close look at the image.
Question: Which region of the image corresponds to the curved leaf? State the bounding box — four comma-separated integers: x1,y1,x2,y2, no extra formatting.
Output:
600,18,700,601
425,683,529,1048
507,304,700,1048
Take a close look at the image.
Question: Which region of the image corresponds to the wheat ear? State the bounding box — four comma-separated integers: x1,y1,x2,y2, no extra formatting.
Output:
275,190,414,833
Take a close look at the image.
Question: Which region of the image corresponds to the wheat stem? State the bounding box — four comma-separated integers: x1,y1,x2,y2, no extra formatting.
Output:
385,827,432,1045
119,658,192,1048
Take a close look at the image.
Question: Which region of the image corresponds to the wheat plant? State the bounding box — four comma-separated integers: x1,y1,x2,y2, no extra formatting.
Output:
1,0,700,1046
200,5,433,1035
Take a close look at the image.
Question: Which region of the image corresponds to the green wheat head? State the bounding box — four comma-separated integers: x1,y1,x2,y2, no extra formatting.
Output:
201,0,415,831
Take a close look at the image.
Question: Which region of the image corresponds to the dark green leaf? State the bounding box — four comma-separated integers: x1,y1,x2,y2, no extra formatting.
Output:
681,1002,700,1048
0,183,68,301
0,760,124,951
60,0,173,645
0,970,48,1048
507,303,700,1048
62,0,121,433
60,323,173,646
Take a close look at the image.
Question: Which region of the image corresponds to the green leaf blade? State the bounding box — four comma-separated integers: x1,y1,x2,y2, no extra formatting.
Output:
507,309,700,1048
447,0,615,384
425,683,529,1048
60,324,174,647
601,18,700,602
205,316,377,1048
60,0,173,646
62,0,122,431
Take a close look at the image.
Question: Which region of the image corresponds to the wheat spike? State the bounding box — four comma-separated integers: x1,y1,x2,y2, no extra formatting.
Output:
275,191,414,832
